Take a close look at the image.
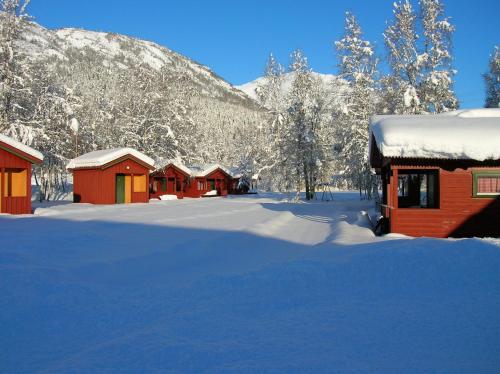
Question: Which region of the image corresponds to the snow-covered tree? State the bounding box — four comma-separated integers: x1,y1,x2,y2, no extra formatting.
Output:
284,50,333,200
419,0,457,112
382,0,457,114
257,54,285,112
0,1,75,200
334,11,379,198
0,0,31,130
484,46,500,108
114,66,180,162
253,54,288,190
383,0,423,114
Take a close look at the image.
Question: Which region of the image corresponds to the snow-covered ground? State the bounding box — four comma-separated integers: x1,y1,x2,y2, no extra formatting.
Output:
1,193,499,373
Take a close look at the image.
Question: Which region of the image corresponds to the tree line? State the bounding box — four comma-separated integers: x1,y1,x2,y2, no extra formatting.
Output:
253,0,499,199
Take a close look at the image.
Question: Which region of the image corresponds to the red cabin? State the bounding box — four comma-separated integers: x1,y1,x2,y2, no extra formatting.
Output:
184,164,236,198
149,162,191,199
370,109,500,238
67,148,155,204
0,134,43,214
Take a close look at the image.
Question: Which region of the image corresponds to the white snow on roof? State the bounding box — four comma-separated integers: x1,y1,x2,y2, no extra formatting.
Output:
187,164,234,178
67,148,154,170
158,160,193,176
370,109,500,161
0,133,44,162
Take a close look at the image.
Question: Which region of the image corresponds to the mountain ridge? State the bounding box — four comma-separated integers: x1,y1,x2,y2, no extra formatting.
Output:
16,19,260,109
236,71,340,101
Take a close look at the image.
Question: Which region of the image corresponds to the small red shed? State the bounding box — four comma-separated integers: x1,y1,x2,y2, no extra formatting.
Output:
184,164,236,198
0,134,43,214
67,148,155,204
370,109,500,238
150,161,191,199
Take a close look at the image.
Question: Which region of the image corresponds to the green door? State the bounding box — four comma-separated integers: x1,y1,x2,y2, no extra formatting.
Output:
209,179,215,190
116,175,125,203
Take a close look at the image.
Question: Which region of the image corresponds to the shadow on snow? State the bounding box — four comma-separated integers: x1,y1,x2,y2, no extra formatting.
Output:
1,210,500,373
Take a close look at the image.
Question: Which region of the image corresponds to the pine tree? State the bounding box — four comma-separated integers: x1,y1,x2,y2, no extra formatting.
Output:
382,0,457,114
257,54,285,112
419,0,457,112
383,0,423,114
484,46,500,108
284,50,332,200
334,11,378,198
286,50,312,199
254,54,288,190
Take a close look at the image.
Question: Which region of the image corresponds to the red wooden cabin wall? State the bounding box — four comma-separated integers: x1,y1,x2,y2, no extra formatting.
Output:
73,158,150,204
149,165,187,199
385,164,500,237
183,169,233,198
0,147,33,214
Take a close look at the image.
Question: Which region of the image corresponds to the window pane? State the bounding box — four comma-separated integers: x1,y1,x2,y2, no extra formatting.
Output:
398,170,439,209
477,176,500,194
11,169,27,197
427,173,437,208
398,175,409,197
133,175,146,193
420,174,428,207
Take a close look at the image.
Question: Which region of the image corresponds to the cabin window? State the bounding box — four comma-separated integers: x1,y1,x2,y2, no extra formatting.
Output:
197,180,204,191
397,170,439,208
3,169,27,197
133,175,147,193
473,172,500,197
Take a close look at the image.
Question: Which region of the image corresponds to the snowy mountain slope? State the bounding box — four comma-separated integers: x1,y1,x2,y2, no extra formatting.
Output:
16,20,258,108
236,71,342,101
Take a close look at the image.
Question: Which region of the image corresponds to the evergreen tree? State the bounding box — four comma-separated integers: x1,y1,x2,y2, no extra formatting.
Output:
334,11,379,198
285,50,332,200
255,54,288,190
419,0,457,112
383,0,423,114
382,0,457,114
484,46,500,108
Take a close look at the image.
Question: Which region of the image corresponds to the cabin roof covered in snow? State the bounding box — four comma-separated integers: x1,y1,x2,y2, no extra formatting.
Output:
370,109,500,162
66,148,155,170
0,133,44,163
156,160,193,176
187,164,234,178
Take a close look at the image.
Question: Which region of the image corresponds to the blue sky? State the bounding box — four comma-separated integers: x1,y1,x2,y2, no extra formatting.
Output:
28,0,499,108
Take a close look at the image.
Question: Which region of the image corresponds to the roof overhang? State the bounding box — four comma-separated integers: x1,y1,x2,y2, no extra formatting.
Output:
203,167,233,179
0,141,43,164
152,162,191,177
68,154,155,171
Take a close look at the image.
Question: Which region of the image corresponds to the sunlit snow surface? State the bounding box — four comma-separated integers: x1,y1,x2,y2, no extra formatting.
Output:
1,193,499,373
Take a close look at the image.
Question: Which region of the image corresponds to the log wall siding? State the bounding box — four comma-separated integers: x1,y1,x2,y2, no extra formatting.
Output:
386,164,500,237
